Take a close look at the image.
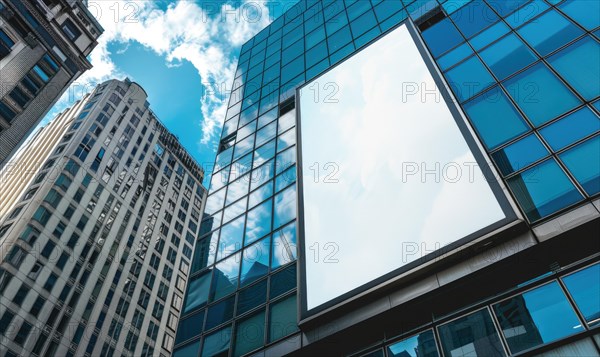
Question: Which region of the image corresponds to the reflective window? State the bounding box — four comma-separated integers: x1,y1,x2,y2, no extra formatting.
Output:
173,341,200,357
277,128,296,153
275,166,296,193
470,21,510,50
421,18,464,58
237,279,267,315
507,159,583,221
273,185,296,229
211,253,241,301
451,1,498,38
234,310,265,357
438,309,505,357
464,87,529,149
217,216,245,260
559,136,600,195
539,107,600,151
387,330,439,357
437,42,473,70
183,271,212,314
240,237,270,286
253,140,276,169
517,9,583,56
206,296,235,330
559,0,600,30
493,281,583,354
269,294,298,342
201,326,231,357
244,199,272,246
504,63,580,127
492,134,548,176
175,310,204,344
446,55,495,102
479,33,537,80
271,222,297,270
270,263,296,299
562,263,600,326
548,36,600,101
350,9,377,38
248,182,273,209
256,121,277,147
225,175,249,205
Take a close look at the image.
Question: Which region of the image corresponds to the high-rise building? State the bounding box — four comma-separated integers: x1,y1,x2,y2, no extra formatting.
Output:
0,0,103,167
177,0,599,356
0,79,207,356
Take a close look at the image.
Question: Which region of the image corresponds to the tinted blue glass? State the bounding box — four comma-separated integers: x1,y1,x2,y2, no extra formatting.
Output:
355,26,382,49
281,55,304,84
438,309,504,357
306,57,329,79
445,55,495,102
268,294,298,342
173,341,200,357
0,29,14,47
176,310,205,344
379,10,408,33
237,279,267,315
492,134,548,175
244,199,272,245
563,263,600,326
270,263,296,299
325,10,348,35
240,237,270,286
470,21,510,50
559,0,600,30
330,42,355,64
273,185,296,229
539,107,600,151
559,136,600,195
271,222,297,269
504,63,580,127
201,326,231,357
442,0,471,15
421,18,464,57
594,100,600,113
281,39,304,65
306,40,328,68
184,271,212,313
486,0,529,17
493,281,583,354
205,295,235,330
305,25,325,49
464,87,529,149
350,9,377,38
211,252,241,301
480,33,537,80
517,9,583,56
234,310,265,357
450,1,499,38
328,25,353,53
373,0,404,22
437,42,473,70
548,36,600,101
347,0,372,21
507,159,582,221
504,0,549,28
387,330,439,357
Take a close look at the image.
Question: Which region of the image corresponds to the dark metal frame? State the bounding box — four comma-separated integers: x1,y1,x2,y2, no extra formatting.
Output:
294,18,522,322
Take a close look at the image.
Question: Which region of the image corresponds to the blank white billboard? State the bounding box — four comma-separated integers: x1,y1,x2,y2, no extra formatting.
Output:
298,24,512,313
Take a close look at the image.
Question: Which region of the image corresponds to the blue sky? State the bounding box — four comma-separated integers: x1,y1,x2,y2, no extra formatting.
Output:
41,0,298,185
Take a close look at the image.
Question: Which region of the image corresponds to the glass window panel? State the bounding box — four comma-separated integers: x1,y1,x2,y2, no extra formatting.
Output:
183,271,212,314
306,57,330,80
306,25,326,50
217,216,245,260
479,33,537,80
277,128,296,153
232,153,253,178
271,222,297,270
253,140,276,169
240,237,270,286
445,55,495,102
374,0,404,23
347,0,372,21
504,63,580,127
463,87,530,149
562,263,600,326
244,199,272,246
350,9,377,38
222,200,246,224
354,26,382,49
256,121,277,148
306,40,328,69
489,0,530,17
258,107,277,130
192,230,219,273
251,160,275,191
237,279,267,315
493,281,583,354
470,21,510,50
450,1,499,38
278,110,295,134
548,36,600,101
270,263,296,299
269,294,299,342
387,330,439,357
421,17,464,58
281,39,303,66
438,309,505,357
275,146,296,175
275,166,296,193
273,185,296,230
540,107,600,151
325,10,348,35
234,134,255,161
559,0,600,30
328,26,353,54
492,134,549,176
249,181,273,209
507,159,583,221
281,55,304,85
205,295,235,330
210,167,229,192
211,253,241,301
559,136,600,195
504,0,549,28
173,340,200,357
175,310,205,344
201,326,231,357
234,310,265,357
437,42,473,70
226,175,249,205
517,9,583,56
215,147,233,172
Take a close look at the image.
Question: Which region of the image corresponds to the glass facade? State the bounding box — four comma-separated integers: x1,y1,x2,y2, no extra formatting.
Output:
178,0,600,355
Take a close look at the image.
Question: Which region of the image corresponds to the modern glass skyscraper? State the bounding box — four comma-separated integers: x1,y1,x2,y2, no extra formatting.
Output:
0,0,103,167
177,0,599,356
0,79,207,356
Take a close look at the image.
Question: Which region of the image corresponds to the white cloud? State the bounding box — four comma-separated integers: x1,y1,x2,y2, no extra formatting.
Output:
47,0,272,146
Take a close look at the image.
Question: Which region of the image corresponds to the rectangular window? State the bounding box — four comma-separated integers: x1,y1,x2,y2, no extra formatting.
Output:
61,18,81,41
0,100,17,122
